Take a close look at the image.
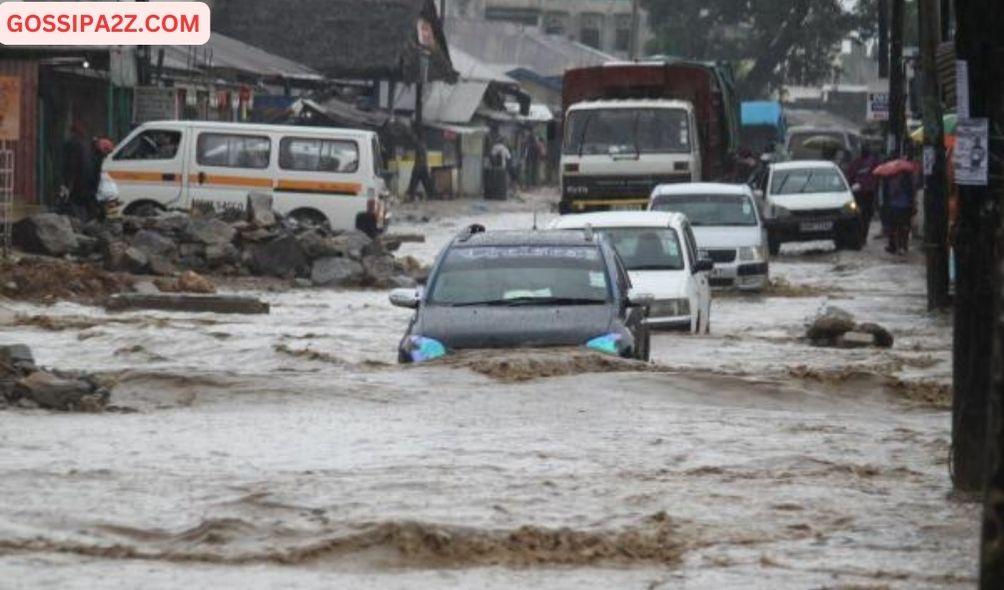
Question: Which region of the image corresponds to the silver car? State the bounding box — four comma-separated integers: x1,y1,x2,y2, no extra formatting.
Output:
648,182,769,291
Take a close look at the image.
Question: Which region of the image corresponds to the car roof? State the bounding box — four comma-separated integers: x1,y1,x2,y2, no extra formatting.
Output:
549,211,685,230
651,182,752,197
770,160,841,171
139,120,377,139
456,229,600,248
567,99,693,112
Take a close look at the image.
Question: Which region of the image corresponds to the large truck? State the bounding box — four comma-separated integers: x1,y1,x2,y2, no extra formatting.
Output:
559,59,741,212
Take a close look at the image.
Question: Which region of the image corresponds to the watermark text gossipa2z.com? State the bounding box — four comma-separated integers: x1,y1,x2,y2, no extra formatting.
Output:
0,2,210,46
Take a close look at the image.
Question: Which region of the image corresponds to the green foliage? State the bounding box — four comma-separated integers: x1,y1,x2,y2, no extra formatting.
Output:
642,0,882,97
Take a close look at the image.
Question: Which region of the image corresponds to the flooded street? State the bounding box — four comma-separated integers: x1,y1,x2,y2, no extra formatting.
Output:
0,196,977,588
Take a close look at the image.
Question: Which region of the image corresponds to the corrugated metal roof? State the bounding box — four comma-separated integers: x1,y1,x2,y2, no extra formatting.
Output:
162,33,323,81
394,80,490,124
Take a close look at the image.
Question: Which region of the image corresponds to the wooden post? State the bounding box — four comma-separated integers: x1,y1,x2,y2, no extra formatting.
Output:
629,0,640,60
888,0,906,156
918,0,950,310
878,0,890,79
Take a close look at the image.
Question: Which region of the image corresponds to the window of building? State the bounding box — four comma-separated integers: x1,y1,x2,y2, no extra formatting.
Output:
615,15,632,52
543,12,569,35
114,130,181,161
279,137,359,173
197,133,271,169
580,14,602,49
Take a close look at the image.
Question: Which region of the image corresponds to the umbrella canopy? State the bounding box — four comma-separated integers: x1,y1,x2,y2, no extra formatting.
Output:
801,135,845,150
872,158,919,177
910,113,958,144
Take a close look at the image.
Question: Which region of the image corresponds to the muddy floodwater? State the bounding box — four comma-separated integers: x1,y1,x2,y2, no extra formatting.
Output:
0,197,978,588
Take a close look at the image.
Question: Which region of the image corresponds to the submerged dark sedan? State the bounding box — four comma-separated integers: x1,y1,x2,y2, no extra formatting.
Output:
389,226,652,363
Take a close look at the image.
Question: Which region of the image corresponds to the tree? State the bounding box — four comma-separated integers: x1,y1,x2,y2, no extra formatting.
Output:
642,0,876,97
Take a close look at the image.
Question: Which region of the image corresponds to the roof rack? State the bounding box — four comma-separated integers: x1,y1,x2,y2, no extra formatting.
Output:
456,223,486,242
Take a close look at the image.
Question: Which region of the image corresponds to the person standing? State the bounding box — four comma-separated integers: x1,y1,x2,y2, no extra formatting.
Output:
406,139,435,201
61,121,92,220
885,166,917,255
846,146,880,241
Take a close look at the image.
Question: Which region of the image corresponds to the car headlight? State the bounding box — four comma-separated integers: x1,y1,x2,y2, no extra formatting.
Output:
650,298,690,317
586,333,622,355
738,246,766,262
844,200,859,214
404,336,447,362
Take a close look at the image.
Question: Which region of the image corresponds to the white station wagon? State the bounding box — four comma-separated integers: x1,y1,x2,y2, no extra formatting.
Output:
550,211,713,333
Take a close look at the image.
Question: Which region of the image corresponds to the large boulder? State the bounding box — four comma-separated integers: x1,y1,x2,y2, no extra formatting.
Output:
0,344,34,371
328,231,373,260
184,218,236,246
12,213,79,256
806,306,856,342
131,229,177,259
856,322,895,348
205,242,239,268
311,256,364,287
250,235,308,278
147,254,178,277
149,211,192,235
247,192,277,228
14,371,105,411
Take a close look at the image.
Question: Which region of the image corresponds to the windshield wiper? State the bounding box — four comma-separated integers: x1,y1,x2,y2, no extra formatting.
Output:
501,296,605,306
629,265,683,271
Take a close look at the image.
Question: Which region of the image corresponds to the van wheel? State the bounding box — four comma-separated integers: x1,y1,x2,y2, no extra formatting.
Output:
355,212,379,238
124,201,162,217
289,209,329,231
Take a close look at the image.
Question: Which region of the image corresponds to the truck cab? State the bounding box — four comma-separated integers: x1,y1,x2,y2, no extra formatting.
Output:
560,100,700,213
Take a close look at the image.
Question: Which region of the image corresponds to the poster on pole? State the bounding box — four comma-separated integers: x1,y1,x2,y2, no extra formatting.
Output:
954,118,988,186
923,145,935,176
866,92,889,122
956,60,970,120
0,76,21,140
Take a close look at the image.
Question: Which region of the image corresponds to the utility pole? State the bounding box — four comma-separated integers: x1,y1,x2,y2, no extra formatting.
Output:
918,0,950,310
629,0,640,60
952,0,998,498
888,0,906,156
878,0,890,79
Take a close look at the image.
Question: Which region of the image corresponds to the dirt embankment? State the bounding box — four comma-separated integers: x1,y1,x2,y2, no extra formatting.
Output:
1,257,134,304
787,365,952,409
440,349,653,383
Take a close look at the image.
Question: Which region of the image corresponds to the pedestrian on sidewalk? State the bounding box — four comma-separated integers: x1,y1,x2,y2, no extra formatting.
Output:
60,121,93,220
406,140,435,202
884,164,917,255
846,145,880,241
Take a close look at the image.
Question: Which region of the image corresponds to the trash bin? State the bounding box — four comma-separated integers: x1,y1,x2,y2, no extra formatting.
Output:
484,168,508,201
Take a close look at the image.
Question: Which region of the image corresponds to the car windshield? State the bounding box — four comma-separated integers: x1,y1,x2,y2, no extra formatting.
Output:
651,194,758,226
595,228,685,271
770,168,848,195
563,108,691,156
428,246,611,306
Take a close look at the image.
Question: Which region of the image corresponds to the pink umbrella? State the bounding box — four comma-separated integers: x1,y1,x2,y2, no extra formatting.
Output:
872,158,919,177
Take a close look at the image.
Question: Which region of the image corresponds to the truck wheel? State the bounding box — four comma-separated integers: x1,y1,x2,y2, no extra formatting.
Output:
290,209,329,231
124,201,162,217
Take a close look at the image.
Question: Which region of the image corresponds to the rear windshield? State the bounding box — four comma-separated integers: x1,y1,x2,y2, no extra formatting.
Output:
428,246,610,306
563,108,691,156
770,168,848,195
787,131,846,160
597,227,685,271
651,194,758,227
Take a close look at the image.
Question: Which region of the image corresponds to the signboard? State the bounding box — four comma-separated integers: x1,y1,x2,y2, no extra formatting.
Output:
133,86,177,123
954,118,989,186
956,60,970,120
0,76,21,140
867,92,889,122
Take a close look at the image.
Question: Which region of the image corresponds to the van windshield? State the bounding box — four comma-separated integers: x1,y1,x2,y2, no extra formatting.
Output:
651,194,758,227
563,108,691,156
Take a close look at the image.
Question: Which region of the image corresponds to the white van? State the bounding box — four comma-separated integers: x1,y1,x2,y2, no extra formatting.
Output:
104,121,389,232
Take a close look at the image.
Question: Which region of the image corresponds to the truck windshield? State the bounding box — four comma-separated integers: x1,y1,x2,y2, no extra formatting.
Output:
563,108,691,156
428,246,611,306
651,194,758,227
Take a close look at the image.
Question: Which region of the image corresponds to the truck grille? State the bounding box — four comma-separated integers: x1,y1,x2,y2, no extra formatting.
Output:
564,174,691,200
705,249,736,263
790,208,844,219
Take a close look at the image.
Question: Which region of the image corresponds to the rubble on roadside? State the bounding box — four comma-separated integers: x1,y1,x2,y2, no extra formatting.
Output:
806,305,894,349
1,344,110,412
11,193,428,290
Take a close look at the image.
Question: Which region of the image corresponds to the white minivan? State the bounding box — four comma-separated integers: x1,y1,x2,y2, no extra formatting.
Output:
550,211,713,333
104,121,389,232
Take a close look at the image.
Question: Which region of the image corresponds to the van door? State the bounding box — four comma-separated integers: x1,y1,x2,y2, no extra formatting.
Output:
188,129,274,212
106,127,185,209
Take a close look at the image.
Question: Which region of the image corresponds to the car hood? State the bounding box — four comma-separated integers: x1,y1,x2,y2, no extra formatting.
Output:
627,271,689,299
692,225,762,249
415,305,616,350
769,191,852,211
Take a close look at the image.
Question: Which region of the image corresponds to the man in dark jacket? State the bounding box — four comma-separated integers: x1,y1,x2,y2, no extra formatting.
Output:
845,146,880,241
61,121,93,219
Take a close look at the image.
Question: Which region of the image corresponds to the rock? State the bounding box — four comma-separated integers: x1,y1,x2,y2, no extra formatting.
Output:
131,229,177,259
155,271,216,294
239,227,279,244
362,254,402,285
292,277,312,288
74,234,99,255
150,211,191,235
311,257,364,287
0,344,34,370
14,371,100,410
328,231,373,260
179,255,208,272
12,213,79,256
184,218,236,245
251,235,308,278
247,192,277,228
133,280,161,295
178,242,206,258
857,322,895,348
806,306,856,341
205,242,239,267
297,229,333,259
119,246,150,274
836,331,875,349
147,254,177,277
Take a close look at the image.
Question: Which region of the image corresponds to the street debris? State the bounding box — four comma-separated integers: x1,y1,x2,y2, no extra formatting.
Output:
0,256,134,304
1,344,109,412
806,305,894,348
105,293,270,315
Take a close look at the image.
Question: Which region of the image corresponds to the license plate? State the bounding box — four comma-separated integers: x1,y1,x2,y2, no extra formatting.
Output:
800,220,834,233
610,203,644,211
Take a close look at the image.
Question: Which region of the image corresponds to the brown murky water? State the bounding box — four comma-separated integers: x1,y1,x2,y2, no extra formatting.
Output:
0,198,976,588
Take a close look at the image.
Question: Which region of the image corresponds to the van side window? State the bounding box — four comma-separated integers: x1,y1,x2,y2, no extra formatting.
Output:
682,223,698,267
197,133,271,169
114,130,181,160
279,138,359,173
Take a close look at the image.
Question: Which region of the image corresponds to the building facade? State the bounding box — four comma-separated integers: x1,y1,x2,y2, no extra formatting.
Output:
454,0,648,59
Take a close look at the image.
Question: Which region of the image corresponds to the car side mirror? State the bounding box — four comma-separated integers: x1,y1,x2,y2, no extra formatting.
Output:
753,189,765,200
694,257,714,274
389,287,422,309
626,289,655,307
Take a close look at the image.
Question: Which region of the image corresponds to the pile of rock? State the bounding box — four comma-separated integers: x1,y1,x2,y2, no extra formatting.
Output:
806,305,894,349
13,193,425,289
1,344,110,412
